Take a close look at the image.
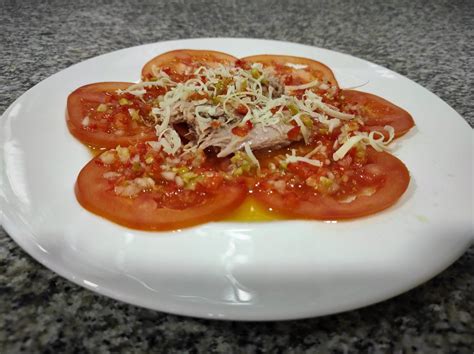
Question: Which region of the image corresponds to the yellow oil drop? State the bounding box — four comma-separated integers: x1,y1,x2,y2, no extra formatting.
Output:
224,197,286,222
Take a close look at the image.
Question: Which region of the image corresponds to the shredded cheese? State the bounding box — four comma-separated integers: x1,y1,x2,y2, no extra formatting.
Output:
115,61,389,165
333,136,365,161
333,126,395,161
114,177,155,197
304,144,323,159
284,149,322,167
285,63,308,70
285,80,320,92
291,114,310,144
157,128,181,155
244,142,260,170
144,63,353,140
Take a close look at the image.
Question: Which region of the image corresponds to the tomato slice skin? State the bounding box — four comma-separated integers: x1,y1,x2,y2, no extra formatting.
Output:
240,54,339,90
339,90,415,138
141,49,238,80
75,152,248,231
67,82,157,149
253,149,410,220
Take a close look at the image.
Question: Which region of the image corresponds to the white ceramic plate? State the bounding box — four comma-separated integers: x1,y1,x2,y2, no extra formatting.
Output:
1,38,472,321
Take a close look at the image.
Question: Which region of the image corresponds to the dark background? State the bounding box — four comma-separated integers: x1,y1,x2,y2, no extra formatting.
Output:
1,0,473,352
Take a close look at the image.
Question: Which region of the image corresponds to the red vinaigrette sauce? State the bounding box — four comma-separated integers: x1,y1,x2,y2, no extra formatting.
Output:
88,144,287,222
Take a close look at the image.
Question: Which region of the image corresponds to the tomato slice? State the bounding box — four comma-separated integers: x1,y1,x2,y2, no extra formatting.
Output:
339,90,415,138
141,49,238,81
240,54,339,90
75,144,247,230
254,148,410,220
67,82,158,149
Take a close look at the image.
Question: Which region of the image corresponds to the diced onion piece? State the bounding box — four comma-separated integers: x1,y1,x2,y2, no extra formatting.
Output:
99,151,116,164
103,171,121,179
161,171,176,181
131,154,140,163
269,179,286,193
326,118,341,133
81,116,90,127
116,146,131,163
147,141,161,151
319,83,329,90
114,177,155,197
175,176,184,187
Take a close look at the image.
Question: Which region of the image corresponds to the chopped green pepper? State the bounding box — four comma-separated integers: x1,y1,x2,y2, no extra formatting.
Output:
145,156,154,164
119,98,130,106
96,103,108,112
301,114,313,128
132,162,142,172
239,79,248,92
230,151,255,176
211,96,222,105
355,143,366,160
214,78,232,95
287,103,299,115
251,68,261,79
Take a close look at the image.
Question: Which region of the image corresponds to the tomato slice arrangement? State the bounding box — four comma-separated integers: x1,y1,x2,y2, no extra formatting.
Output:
67,49,415,230
67,82,159,148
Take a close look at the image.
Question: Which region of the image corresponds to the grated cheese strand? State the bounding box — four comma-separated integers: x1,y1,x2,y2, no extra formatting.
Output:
285,80,320,92
122,61,371,160
284,149,323,167
333,136,365,161
333,125,396,161
304,143,323,159
244,142,260,170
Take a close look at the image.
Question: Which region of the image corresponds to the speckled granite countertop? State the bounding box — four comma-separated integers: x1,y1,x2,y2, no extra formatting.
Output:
1,0,473,352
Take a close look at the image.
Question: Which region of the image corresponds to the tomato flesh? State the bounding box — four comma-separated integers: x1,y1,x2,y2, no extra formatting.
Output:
231,120,253,137
67,82,160,149
75,143,247,230
287,126,301,141
339,90,415,138
142,49,238,81
253,147,409,219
